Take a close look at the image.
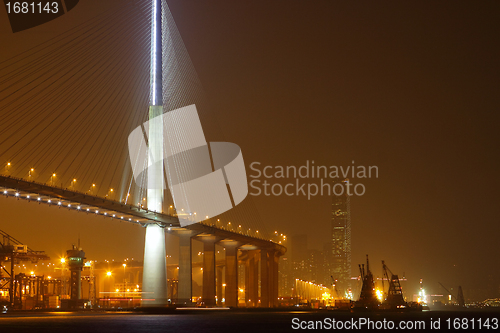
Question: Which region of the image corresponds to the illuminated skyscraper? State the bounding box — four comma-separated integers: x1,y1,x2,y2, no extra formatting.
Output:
330,186,351,297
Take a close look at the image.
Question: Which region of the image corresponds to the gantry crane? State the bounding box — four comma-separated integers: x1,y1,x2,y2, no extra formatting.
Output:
438,282,465,307
0,229,50,307
381,260,406,309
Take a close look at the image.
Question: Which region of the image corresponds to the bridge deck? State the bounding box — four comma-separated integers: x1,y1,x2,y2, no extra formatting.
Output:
0,175,178,226
0,175,285,255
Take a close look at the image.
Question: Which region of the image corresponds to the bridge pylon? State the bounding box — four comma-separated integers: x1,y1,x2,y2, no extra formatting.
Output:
142,0,168,307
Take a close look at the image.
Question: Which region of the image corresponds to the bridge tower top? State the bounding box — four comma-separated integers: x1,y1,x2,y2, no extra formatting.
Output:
147,0,164,213
150,0,163,107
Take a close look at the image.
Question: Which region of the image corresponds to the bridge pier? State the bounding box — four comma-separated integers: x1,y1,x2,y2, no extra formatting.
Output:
201,236,217,306
260,248,279,307
223,241,240,307
176,230,196,305
142,224,167,306
245,250,259,307
260,249,269,307
271,249,279,307
216,265,223,306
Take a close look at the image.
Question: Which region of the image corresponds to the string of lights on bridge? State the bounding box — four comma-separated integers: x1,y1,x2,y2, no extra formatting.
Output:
1,163,288,244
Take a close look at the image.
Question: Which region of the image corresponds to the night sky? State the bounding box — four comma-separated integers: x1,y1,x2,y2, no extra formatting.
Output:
0,0,499,297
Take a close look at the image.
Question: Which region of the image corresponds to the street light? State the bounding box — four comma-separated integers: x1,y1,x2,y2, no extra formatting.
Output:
123,263,127,295
60,257,67,296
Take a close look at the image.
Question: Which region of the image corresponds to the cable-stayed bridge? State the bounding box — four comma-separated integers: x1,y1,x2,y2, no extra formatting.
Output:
0,173,286,307
0,0,286,308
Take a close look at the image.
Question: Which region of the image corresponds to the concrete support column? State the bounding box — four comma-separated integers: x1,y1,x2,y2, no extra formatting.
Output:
216,265,223,306
260,249,270,307
260,248,280,307
201,236,216,306
245,250,259,307
142,224,167,306
177,230,194,305
270,250,279,307
224,242,239,308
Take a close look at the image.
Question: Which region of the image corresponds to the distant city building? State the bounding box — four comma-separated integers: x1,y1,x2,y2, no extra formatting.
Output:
291,234,309,282
330,189,351,296
308,249,325,285
278,257,292,297
286,195,352,298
